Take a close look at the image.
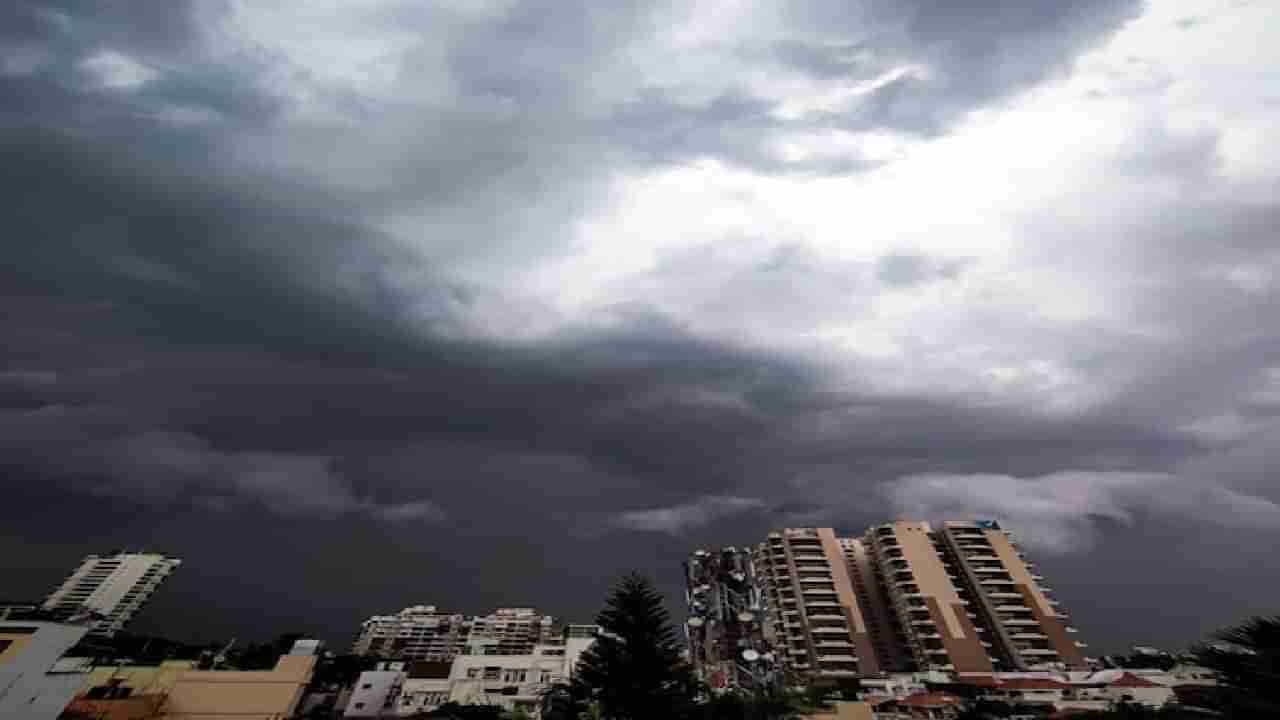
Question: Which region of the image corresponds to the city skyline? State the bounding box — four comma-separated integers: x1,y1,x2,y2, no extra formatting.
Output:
4,0,1280,659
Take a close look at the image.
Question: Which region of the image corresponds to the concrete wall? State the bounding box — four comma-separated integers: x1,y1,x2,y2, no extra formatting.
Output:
0,621,91,720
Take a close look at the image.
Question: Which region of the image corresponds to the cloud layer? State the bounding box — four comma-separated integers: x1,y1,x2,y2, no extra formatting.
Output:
2,0,1279,650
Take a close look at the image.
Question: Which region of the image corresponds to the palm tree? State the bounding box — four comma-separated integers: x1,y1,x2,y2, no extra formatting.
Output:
1191,614,1280,717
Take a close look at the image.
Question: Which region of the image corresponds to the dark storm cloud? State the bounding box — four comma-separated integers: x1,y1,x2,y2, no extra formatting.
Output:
2,0,1279,653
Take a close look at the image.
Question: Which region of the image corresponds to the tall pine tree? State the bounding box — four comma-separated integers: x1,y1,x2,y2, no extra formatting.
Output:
572,573,698,720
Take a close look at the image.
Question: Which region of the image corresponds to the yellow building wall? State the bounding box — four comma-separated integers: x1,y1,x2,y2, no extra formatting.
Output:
161,654,315,720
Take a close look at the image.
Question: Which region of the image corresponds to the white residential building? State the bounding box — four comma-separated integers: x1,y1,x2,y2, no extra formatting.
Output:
349,625,599,718
343,664,406,718
351,606,471,661
41,552,181,637
352,606,561,662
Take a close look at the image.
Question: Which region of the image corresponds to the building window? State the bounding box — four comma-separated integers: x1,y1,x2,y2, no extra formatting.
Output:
361,683,373,689
354,702,366,709
467,668,481,679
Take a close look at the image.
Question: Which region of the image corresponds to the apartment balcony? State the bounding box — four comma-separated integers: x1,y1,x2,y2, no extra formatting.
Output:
816,653,858,663
1010,632,1048,640
987,592,1022,600
965,554,1000,562
1019,648,1059,657
808,613,845,621
1000,618,1039,627
910,618,936,627
815,639,854,648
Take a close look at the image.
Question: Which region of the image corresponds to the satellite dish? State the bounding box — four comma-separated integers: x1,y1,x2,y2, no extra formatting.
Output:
738,611,754,623
762,652,774,662
742,649,760,662
688,617,705,627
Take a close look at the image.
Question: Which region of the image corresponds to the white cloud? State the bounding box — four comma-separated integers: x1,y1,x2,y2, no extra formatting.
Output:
610,495,765,535
887,470,1280,554
81,51,158,90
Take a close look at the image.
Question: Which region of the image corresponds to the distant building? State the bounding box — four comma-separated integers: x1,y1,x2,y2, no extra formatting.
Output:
464,607,558,656
41,551,181,637
351,605,471,661
0,620,92,720
684,546,774,689
349,625,598,717
352,605,560,662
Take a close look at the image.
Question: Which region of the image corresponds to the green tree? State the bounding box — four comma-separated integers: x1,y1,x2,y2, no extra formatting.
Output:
572,573,699,720
1191,614,1280,718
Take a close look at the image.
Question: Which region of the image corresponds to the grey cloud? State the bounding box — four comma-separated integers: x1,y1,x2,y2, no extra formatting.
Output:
2,0,1279,652
886,471,1280,554
610,496,768,535
876,252,972,288
0,408,444,522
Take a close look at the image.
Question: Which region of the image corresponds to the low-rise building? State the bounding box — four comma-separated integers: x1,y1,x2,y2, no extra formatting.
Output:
0,620,92,720
344,663,406,718
160,652,317,719
346,626,597,718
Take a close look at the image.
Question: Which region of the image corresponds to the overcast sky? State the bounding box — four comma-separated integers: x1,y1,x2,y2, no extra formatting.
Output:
3,0,1279,653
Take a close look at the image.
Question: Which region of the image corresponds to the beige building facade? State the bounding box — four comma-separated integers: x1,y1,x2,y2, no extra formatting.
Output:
747,522,1089,681
754,528,879,684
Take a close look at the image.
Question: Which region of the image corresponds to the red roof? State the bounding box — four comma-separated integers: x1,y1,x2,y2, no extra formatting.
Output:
899,692,964,708
1110,673,1162,688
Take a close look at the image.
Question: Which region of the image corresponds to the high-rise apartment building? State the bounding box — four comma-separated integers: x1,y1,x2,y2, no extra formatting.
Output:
935,521,1086,671
867,520,1088,672
753,528,879,684
684,547,772,689
41,551,181,637
353,606,559,661
696,522,1088,683
866,521,996,673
